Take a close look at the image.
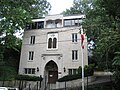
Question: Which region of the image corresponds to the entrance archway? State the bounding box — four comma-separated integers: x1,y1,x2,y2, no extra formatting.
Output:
45,60,58,84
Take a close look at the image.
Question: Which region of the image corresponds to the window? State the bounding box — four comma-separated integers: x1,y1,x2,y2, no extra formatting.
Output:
68,69,77,75
72,33,77,42
48,38,52,48
24,68,35,74
73,69,77,74
30,36,35,44
37,21,44,29
32,22,37,29
53,38,57,48
48,37,57,49
64,20,71,26
64,19,82,27
26,21,44,30
72,50,78,60
68,69,72,75
47,33,58,49
29,51,34,60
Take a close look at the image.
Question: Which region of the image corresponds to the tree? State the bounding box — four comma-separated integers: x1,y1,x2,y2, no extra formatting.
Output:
0,0,51,60
0,0,51,32
0,0,51,80
62,0,120,89
62,0,93,15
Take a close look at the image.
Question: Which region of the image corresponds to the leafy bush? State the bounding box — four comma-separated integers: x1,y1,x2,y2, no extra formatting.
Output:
0,66,17,80
15,75,43,81
58,64,95,82
58,74,81,82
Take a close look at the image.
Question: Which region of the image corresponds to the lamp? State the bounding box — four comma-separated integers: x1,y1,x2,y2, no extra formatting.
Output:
37,67,39,72
63,67,66,72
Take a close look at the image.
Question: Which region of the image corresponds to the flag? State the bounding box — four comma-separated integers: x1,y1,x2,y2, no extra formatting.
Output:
81,34,84,49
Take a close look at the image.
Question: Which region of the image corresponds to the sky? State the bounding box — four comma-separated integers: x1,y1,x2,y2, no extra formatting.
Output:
47,0,73,15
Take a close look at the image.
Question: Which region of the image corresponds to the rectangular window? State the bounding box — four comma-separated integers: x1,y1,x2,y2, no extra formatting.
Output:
32,22,37,29
29,51,34,60
37,21,44,29
28,68,31,74
24,68,35,74
72,33,77,42
25,68,27,74
68,69,72,75
73,69,77,75
32,69,35,74
64,20,71,26
72,50,78,60
30,36,35,44
68,69,77,75
64,19,82,27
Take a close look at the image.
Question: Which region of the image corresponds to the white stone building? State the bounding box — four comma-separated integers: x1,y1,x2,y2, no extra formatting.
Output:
19,14,88,84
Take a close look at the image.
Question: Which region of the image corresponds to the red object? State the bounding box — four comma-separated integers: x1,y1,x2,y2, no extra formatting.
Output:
82,45,84,49
81,34,84,49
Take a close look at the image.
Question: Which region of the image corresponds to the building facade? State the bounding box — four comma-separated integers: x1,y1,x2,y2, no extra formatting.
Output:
19,14,88,84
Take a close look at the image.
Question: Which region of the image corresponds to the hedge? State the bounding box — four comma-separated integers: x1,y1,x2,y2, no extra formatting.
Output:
15,75,43,81
58,64,94,82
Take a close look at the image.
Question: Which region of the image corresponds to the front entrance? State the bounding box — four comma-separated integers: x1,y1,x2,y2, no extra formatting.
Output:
48,71,58,84
45,60,58,84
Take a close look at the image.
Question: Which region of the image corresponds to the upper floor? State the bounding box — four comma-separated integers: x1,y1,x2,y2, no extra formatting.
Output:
26,14,85,30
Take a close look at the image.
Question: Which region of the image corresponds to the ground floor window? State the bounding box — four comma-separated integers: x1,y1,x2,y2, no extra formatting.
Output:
68,69,78,75
24,68,35,74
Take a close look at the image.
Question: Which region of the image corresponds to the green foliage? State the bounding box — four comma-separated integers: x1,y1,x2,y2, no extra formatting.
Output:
0,0,51,80
0,66,17,81
58,74,81,82
0,0,51,49
74,0,120,71
15,75,43,81
62,0,93,15
62,0,120,87
58,64,94,82
112,52,120,66
113,71,120,90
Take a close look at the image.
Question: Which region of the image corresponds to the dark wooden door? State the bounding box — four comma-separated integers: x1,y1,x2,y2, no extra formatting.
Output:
48,71,58,84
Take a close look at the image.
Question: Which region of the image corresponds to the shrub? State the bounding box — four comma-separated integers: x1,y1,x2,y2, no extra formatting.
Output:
15,75,43,81
58,74,81,82
58,64,95,82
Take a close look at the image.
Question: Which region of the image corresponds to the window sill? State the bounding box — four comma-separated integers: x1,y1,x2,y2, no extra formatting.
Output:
28,60,33,62
72,42,78,44
47,48,58,51
72,60,78,62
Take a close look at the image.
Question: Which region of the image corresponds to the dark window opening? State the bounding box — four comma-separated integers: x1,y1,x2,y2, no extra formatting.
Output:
29,51,34,60
72,50,78,60
72,33,77,42
30,36,35,44
24,68,35,74
26,21,44,30
48,38,52,48
72,50,74,60
53,38,57,48
38,21,44,29
68,69,72,75
32,22,37,29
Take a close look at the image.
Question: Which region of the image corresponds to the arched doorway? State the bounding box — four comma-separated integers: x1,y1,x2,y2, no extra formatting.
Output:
45,60,58,84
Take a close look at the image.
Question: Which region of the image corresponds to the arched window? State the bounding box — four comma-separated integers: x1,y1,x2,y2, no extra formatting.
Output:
53,38,57,48
48,38,52,48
